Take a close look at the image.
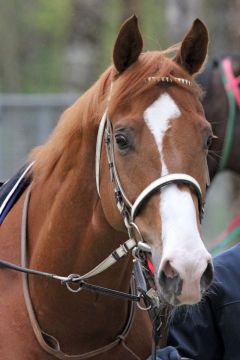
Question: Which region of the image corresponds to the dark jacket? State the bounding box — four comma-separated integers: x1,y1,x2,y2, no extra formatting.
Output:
167,244,240,359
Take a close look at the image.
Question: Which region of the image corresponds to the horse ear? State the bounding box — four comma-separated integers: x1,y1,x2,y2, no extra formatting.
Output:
113,15,143,73
174,19,209,75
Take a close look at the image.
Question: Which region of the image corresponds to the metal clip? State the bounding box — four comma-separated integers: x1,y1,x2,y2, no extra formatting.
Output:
146,288,161,309
138,241,152,253
132,246,146,262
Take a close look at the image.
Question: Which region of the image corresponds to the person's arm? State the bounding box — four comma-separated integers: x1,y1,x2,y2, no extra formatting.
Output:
147,297,220,359
166,295,222,360
148,295,220,360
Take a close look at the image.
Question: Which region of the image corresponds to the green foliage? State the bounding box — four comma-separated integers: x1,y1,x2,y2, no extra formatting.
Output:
27,0,70,41
140,0,167,51
96,0,167,79
0,0,71,93
23,0,71,92
95,0,123,77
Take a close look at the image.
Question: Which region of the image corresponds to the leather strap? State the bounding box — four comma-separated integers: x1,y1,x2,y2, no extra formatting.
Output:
70,237,136,282
21,189,139,359
218,58,239,171
95,111,108,196
223,57,240,108
158,304,173,350
0,161,34,216
131,173,204,221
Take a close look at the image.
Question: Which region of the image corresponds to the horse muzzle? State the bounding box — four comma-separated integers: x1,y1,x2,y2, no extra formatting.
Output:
156,254,214,305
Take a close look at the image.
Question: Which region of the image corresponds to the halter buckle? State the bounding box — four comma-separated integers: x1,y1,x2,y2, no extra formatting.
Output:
137,241,151,253
115,189,125,213
146,288,161,309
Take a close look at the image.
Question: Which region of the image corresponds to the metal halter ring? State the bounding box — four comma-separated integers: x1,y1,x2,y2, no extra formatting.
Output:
65,274,83,293
125,221,150,261
137,300,152,311
127,221,144,242
128,222,152,252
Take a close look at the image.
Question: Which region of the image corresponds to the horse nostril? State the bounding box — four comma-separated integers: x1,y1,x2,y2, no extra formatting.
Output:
161,259,178,278
159,260,183,296
200,261,214,292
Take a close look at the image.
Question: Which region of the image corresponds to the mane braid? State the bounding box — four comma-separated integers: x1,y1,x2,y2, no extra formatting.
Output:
109,51,202,113
147,76,193,87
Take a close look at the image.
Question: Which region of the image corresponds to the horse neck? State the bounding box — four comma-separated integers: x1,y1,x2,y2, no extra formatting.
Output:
26,93,133,351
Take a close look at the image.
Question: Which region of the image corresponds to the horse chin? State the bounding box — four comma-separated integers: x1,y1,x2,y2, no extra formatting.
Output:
156,287,181,306
156,284,203,307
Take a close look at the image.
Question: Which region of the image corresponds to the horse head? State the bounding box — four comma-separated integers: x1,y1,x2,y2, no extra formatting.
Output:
98,16,213,306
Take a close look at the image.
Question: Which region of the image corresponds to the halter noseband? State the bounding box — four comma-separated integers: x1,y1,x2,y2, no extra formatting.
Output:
95,102,205,244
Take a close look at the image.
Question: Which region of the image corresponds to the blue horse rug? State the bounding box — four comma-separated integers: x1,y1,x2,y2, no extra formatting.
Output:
0,162,33,225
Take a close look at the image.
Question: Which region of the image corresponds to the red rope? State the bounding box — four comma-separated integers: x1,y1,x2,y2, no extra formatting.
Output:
222,58,240,108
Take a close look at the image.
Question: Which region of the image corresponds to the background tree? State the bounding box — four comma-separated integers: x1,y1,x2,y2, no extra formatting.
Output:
0,0,239,92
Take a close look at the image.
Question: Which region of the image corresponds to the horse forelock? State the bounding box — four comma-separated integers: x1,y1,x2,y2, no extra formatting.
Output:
109,51,203,115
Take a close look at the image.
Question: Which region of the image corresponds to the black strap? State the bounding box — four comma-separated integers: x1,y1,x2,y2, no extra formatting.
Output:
133,260,147,292
0,259,60,279
66,278,141,302
0,258,142,303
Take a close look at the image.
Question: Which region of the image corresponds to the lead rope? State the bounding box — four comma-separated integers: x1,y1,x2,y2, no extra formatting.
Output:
218,58,238,171
21,188,142,359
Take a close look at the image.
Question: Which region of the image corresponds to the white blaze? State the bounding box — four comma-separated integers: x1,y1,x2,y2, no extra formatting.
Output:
144,93,209,295
144,93,180,176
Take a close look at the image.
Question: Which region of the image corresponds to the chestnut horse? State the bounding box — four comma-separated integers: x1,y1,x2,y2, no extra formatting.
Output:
198,54,240,180
0,16,213,360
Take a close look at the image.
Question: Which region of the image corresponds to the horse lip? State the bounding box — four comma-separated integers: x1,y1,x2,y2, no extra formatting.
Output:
157,289,180,306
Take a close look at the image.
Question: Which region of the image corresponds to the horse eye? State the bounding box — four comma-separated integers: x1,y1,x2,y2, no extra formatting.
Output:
115,134,129,150
205,135,213,149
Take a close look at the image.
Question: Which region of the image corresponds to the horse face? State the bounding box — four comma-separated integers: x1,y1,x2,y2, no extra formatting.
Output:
100,16,213,306
143,91,213,306
108,84,212,305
